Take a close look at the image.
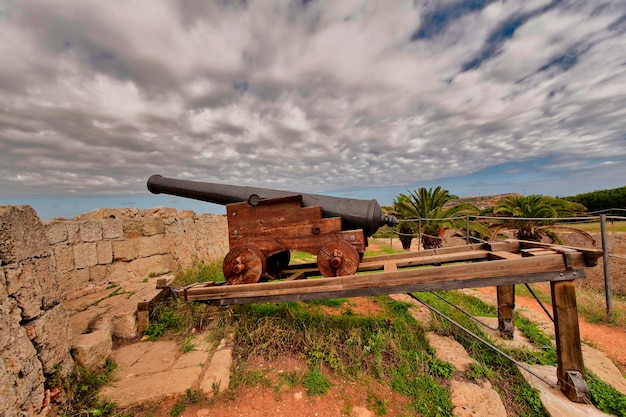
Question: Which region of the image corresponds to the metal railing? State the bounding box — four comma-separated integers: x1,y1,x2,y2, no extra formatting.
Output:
381,212,625,320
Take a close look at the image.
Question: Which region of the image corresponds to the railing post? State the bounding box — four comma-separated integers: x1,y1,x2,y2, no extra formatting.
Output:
417,219,421,252
466,215,470,245
600,214,613,320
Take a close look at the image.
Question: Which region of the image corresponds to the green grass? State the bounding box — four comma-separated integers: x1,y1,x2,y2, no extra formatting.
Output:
563,220,626,233
418,289,626,415
364,246,402,257
303,366,333,395
180,336,196,354
169,389,204,417
290,250,317,264
227,298,455,416
305,298,353,308
174,260,225,287
47,359,119,416
516,283,626,327
587,372,626,416
415,291,545,416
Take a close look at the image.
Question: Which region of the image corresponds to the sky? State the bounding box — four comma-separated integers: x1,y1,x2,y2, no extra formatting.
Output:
1,0,625,219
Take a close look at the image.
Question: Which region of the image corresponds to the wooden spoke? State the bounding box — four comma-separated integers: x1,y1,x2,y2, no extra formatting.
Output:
317,240,360,277
223,246,267,285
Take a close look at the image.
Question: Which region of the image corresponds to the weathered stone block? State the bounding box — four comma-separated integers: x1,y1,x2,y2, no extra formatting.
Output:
102,219,123,239
34,255,61,310
53,245,74,274
60,269,90,294
129,255,173,279
29,304,73,376
4,261,43,321
0,358,18,417
146,207,178,218
79,221,102,242
112,240,136,261
106,262,131,285
0,265,7,300
122,220,143,238
66,221,80,243
72,330,112,369
179,210,195,219
1,327,45,415
0,205,50,264
89,265,108,286
141,217,165,236
44,222,68,244
0,296,18,351
96,241,113,265
136,235,167,258
73,243,98,269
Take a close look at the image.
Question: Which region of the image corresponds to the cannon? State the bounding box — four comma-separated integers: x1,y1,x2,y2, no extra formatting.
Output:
147,175,397,284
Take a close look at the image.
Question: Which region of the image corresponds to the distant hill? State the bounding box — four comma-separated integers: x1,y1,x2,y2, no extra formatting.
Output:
449,193,521,211
564,186,626,212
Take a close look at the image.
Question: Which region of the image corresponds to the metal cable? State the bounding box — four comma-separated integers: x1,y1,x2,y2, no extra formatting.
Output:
428,291,499,331
523,284,554,322
408,293,559,388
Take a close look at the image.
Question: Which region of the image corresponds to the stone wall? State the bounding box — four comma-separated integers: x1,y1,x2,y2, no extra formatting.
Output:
0,206,74,416
0,205,228,415
44,207,229,300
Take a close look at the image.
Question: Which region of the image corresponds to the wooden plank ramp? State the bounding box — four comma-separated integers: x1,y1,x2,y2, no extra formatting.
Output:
175,240,601,306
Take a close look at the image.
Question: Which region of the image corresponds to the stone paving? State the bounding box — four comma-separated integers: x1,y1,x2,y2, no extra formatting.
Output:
100,333,233,408
64,274,234,408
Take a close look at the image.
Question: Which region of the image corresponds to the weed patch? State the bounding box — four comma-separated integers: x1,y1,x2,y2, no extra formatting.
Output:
47,359,118,416
174,260,225,287
303,366,333,395
587,372,626,416
169,388,204,417
417,291,545,416
229,298,455,416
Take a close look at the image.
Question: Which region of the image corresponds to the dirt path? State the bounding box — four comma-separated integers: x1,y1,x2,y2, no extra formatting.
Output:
477,286,626,373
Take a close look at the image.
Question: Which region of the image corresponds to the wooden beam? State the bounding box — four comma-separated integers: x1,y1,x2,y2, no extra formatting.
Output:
496,285,515,339
551,279,588,402
179,253,585,303
184,269,582,305
516,239,603,267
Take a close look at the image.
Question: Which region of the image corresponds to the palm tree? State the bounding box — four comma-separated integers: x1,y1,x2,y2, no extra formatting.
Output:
392,187,480,249
492,195,588,242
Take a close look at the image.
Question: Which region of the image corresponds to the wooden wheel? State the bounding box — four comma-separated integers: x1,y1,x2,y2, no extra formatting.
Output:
266,250,291,277
317,240,360,277
223,246,267,285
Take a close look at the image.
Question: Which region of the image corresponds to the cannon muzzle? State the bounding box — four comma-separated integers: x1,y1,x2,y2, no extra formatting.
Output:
147,174,397,236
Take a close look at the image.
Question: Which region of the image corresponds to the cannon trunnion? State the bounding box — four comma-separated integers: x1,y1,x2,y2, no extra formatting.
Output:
147,175,396,284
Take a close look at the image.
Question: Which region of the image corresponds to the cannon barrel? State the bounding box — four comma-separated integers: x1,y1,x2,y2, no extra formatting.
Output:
147,175,397,237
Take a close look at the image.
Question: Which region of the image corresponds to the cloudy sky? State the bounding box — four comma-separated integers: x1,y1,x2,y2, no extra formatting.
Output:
1,0,625,217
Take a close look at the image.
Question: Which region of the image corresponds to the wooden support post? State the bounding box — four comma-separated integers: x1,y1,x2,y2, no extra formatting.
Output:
551,279,589,402
496,285,515,339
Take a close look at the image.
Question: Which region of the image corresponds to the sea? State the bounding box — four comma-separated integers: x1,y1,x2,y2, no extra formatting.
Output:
0,186,409,221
